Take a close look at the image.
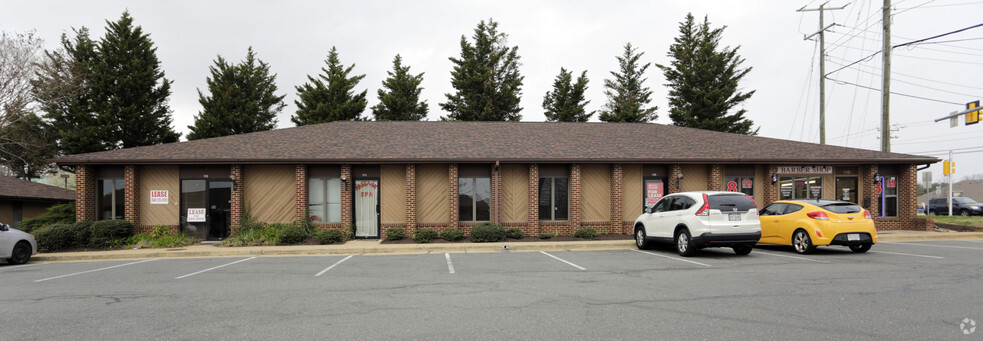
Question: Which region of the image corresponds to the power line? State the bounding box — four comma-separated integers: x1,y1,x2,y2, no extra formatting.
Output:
826,77,964,104
896,1,983,10
825,23,983,77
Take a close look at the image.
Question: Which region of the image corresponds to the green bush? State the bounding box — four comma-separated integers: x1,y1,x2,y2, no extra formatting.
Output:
572,228,598,239
505,228,524,239
315,230,345,244
19,202,75,232
412,228,438,243
470,223,506,243
538,232,556,239
440,228,465,241
89,220,133,248
273,223,308,245
385,227,405,241
128,232,199,248
68,221,92,246
151,224,172,238
34,223,76,252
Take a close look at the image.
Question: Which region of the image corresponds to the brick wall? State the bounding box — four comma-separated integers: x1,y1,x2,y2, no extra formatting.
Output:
75,165,95,222
527,164,539,236
230,165,243,233
668,164,682,194
874,164,931,231
863,165,879,217
707,164,722,191
124,165,140,225
570,164,581,230
341,165,352,229
763,165,778,207
294,165,307,223
610,164,625,234
448,164,459,228
405,164,417,232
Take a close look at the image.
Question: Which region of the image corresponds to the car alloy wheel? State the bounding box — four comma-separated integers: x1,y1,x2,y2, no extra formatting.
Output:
635,228,648,249
675,229,696,257
849,243,872,253
792,230,815,254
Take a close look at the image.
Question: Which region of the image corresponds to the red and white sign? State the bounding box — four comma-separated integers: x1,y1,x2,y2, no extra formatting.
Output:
726,181,739,192
886,179,897,188
187,208,206,222
646,182,664,203
149,190,169,204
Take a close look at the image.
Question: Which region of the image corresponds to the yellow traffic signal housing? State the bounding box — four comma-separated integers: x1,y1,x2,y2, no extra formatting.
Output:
944,161,955,175
967,101,980,125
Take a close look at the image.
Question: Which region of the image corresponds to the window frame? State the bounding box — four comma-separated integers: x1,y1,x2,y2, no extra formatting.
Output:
96,178,125,220
538,176,570,221
458,176,491,222
308,176,342,223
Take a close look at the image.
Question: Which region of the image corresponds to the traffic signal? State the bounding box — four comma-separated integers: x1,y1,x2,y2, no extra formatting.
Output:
967,101,980,125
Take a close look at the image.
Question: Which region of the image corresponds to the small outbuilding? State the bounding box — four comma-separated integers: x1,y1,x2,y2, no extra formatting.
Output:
52,121,939,240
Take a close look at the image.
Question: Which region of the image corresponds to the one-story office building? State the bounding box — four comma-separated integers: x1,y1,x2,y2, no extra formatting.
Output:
52,122,939,240
0,176,75,229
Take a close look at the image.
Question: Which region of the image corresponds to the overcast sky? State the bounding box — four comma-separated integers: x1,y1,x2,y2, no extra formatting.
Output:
3,0,982,188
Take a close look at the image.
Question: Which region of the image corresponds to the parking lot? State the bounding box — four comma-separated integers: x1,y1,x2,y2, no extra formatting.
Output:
3,240,982,340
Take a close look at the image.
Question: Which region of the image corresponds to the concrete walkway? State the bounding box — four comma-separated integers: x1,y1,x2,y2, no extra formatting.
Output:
27,230,983,263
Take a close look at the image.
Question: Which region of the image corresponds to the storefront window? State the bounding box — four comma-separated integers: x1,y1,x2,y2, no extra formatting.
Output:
883,176,898,217
723,176,754,196
97,179,125,220
309,177,342,223
539,177,569,221
779,176,823,200
459,177,491,222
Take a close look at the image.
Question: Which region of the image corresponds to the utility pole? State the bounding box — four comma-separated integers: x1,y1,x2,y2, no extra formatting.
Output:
882,0,892,152
948,150,953,216
798,2,847,145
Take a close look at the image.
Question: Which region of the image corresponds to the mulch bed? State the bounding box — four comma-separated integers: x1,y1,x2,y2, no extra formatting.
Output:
380,233,632,244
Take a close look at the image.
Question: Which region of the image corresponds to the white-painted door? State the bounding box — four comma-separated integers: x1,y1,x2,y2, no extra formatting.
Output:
354,180,379,238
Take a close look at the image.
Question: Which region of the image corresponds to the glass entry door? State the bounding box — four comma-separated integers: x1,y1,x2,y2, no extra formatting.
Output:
353,179,380,238
207,180,232,240
835,177,858,203
181,179,232,240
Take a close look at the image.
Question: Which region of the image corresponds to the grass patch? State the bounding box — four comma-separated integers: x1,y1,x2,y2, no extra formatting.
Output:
129,232,200,248
925,215,983,228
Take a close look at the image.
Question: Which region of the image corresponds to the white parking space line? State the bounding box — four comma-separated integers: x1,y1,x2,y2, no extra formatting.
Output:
630,250,712,267
445,253,455,274
753,251,830,263
540,251,586,270
870,251,944,259
34,259,158,283
315,255,353,277
0,263,43,272
175,257,257,279
882,242,983,250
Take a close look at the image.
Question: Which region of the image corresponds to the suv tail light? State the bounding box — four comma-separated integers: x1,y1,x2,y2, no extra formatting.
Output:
745,194,757,209
864,210,872,219
695,193,710,216
806,211,829,220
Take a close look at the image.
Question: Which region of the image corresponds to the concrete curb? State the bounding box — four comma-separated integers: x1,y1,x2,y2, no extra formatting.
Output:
27,233,983,263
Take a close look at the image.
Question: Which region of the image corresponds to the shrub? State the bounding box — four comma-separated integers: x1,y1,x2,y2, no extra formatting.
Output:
572,228,598,240
19,202,75,233
538,232,556,239
385,227,405,241
129,232,199,248
151,224,172,238
68,221,92,246
470,223,505,243
440,228,465,241
89,220,133,248
505,228,524,239
412,228,438,243
34,224,76,252
273,223,308,245
316,230,345,244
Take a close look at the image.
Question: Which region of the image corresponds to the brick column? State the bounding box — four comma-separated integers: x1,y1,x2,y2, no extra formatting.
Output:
230,165,243,233
341,165,353,229
763,165,778,207
570,164,581,230
899,164,917,220
405,164,417,232
124,165,140,226
492,163,501,224
610,164,624,234
668,164,682,194
448,164,459,228
528,164,539,234
707,164,722,191
864,164,880,216
75,165,96,222
294,165,307,223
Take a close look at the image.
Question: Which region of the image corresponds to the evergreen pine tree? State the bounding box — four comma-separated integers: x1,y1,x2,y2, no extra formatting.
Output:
90,11,180,148
188,47,286,140
292,46,367,125
440,18,523,121
599,43,657,123
0,112,57,180
542,68,592,122
657,13,757,135
372,55,428,121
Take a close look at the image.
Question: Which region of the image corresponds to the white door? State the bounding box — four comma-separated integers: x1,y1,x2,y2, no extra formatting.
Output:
354,179,379,238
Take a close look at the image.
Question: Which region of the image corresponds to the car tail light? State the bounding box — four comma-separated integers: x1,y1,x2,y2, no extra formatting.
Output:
864,210,872,219
806,211,829,220
695,193,710,216
745,194,757,209
815,230,823,238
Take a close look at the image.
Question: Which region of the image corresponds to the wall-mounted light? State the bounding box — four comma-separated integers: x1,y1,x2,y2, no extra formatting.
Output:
229,174,237,191
676,172,684,190
873,173,881,184
341,174,349,191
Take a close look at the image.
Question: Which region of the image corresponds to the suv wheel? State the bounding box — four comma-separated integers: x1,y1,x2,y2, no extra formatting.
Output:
960,209,970,216
675,229,696,257
733,244,753,255
928,210,936,216
634,227,649,250
792,229,816,255
849,243,872,253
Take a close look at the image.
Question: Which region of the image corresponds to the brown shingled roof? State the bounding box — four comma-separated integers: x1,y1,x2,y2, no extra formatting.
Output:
0,176,75,201
51,121,940,165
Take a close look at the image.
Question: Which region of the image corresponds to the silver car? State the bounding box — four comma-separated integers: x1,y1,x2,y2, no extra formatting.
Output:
1,222,37,264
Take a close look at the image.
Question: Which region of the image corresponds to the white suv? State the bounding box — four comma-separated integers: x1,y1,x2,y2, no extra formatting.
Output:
633,191,761,256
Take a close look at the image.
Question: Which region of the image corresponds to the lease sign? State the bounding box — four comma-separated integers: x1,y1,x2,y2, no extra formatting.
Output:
187,208,206,222
646,182,664,203
150,190,168,204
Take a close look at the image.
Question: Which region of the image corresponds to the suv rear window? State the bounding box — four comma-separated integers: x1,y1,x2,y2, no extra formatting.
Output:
953,197,979,204
821,203,862,214
707,194,756,212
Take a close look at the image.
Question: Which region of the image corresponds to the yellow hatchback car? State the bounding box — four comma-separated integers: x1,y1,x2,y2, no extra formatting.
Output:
758,200,877,254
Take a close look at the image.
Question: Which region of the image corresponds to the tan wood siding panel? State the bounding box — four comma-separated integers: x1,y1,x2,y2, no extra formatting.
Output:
623,165,643,221
581,164,611,222
417,164,449,224
381,164,406,224
0,201,12,224
244,165,295,224
754,165,765,203
680,165,708,192
140,166,180,226
501,164,528,223
823,174,835,200
23,202,49,220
